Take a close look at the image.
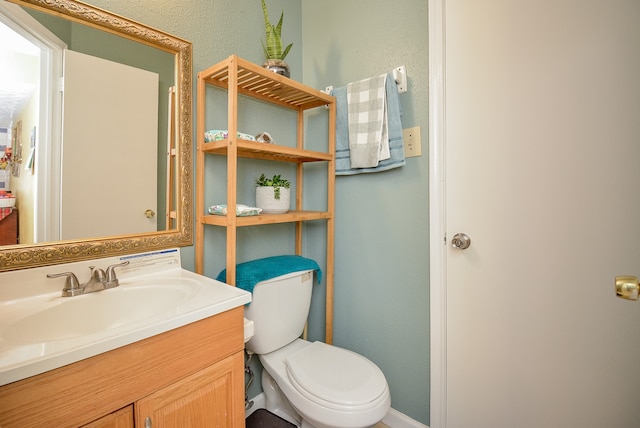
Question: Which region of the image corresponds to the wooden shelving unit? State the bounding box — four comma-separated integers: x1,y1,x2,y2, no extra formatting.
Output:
195,55,337,343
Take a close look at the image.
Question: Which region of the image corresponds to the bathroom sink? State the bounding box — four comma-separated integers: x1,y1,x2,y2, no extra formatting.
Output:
0,249,251,386
2,279,198,344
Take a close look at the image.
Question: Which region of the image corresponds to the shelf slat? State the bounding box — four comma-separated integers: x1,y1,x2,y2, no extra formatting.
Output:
201,211,331,227
201,139,333,163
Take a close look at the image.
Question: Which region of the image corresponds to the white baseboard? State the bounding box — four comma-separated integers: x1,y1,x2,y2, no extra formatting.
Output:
382,407,429,428
247,393,429,428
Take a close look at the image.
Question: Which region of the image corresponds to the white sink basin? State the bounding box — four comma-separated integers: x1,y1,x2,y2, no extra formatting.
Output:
3,279,198,344
0,250,251,386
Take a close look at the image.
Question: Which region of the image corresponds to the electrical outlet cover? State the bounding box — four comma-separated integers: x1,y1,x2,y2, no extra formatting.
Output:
402,126,422,157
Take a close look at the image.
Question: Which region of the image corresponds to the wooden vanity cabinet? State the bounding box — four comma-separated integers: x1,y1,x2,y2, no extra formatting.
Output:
0,307,245,428
82,406,134,428
135,352,242,426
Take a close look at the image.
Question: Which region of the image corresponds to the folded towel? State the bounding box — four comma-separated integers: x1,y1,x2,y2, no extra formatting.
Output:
333,73,406,175
216,255,322,294
208,204,262,216
204,130,256,142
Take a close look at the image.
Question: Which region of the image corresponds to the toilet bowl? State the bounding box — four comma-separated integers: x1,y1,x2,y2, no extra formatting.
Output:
243,264,391,428
259,339,390,428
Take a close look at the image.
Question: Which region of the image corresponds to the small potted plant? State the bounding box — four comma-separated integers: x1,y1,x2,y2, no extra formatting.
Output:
255,173,290,214
261,0,293,77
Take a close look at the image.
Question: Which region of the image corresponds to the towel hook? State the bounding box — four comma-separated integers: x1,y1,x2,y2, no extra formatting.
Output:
392,65,407,94
321,86,334,109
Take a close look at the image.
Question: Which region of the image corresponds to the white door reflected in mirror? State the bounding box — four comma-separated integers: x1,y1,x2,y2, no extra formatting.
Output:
60,50,158,240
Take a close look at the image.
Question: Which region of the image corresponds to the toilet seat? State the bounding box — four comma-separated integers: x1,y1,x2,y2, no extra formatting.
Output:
285,341,388,411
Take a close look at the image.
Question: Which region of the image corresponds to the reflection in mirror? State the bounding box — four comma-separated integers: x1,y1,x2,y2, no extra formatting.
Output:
0,0,192,272
1,2,176,242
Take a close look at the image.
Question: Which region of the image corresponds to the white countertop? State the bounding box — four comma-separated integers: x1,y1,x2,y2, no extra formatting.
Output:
0,249,250,386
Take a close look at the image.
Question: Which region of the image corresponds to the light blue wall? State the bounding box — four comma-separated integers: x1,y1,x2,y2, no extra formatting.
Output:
83,0,429,425
301,1,430,424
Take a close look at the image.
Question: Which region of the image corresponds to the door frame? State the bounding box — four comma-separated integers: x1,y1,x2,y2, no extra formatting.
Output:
428,0,446,427
0,1,66,242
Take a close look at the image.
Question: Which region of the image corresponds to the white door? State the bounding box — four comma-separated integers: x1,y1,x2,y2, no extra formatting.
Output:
430,0,640,427
61,49,158,240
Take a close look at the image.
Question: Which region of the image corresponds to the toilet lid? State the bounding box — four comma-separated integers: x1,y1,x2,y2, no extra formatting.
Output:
285,341,388,409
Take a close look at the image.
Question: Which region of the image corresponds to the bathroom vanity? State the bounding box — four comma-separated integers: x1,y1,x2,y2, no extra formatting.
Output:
0,2,217,425
0,250,251,427
0,308,244,427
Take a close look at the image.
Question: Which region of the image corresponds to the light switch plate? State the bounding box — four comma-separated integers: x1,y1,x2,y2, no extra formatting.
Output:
402,126,422,157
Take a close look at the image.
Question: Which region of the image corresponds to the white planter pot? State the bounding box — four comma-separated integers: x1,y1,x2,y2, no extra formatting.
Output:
255,186,290,214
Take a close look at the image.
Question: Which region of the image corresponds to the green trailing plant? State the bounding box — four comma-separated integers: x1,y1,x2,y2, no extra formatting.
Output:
256,173,290,199
261,0,293,61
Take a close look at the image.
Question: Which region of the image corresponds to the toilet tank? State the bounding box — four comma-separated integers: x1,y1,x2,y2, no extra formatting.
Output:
244,269,314,355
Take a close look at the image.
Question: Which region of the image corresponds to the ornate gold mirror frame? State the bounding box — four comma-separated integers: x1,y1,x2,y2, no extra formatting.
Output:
1,0,192,271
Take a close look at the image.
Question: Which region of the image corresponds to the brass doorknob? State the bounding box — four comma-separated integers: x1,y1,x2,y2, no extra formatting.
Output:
615,276,639,301
145,209,156,218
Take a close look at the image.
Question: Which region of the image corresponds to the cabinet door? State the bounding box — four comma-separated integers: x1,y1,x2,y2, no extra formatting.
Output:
135,351,244,427
82,405,134,428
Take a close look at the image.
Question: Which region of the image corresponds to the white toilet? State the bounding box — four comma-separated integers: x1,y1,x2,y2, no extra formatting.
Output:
244,269,391,428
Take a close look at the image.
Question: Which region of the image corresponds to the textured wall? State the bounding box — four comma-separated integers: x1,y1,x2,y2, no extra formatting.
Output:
302,0,430,424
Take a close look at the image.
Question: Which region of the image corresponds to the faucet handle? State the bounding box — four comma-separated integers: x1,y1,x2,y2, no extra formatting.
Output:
105,261,130,285
47,272,81,296
89,266,106,282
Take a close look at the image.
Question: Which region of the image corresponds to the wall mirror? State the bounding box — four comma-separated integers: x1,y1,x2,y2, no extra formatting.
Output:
0,0,192,271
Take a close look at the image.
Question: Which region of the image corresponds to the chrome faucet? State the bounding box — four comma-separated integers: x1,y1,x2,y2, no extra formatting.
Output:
47,261,130,297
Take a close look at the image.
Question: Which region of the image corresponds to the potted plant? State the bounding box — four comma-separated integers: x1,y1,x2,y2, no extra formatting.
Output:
260,0,293,77
255,173,291,214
